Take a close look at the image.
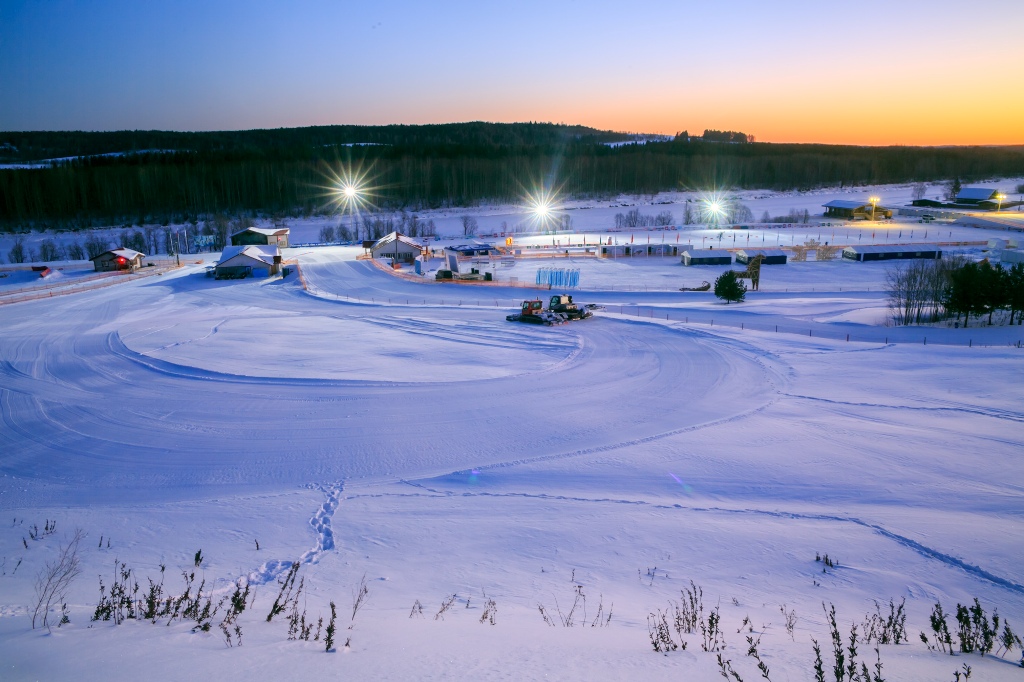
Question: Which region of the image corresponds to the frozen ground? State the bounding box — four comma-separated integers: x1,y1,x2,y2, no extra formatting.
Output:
0,228,1022,680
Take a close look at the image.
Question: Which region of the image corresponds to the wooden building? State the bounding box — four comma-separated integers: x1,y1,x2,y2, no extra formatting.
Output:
230,227,290,248
214,245,282,279
955,187,998,205
371,232,427,264
823,200,892,220
91,248,145,272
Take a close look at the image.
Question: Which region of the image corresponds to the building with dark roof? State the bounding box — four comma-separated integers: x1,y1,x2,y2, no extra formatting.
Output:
955,187,999,205
842,244,941,262
230,227,290,248
215,245,282,278
682,249,732,265
736,248,788,265
91,248,145,272
371,232,427,263
823,200,892,220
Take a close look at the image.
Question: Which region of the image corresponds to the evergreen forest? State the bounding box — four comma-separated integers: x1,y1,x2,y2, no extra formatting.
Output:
2,123,1023,230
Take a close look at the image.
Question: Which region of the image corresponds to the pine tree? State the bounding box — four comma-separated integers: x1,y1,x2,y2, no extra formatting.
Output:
714,270,746,304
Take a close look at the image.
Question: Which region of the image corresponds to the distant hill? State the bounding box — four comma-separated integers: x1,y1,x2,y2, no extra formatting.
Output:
0,122,632,163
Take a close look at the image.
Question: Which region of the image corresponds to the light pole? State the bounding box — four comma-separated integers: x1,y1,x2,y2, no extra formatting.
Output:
995,192,1006,212
869,196,880,222
339,182,362,242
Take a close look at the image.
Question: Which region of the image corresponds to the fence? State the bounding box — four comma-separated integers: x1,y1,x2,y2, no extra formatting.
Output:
0,263,182,306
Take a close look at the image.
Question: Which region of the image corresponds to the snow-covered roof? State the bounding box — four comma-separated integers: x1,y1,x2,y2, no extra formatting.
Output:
371,232,425,250
956,187,997,201
737,248,787,257
446,243,499,254
843,244,941,254
230,226,289,237
217,244,279,266
92,247,144,261
685,249,732,257
823,200,870,209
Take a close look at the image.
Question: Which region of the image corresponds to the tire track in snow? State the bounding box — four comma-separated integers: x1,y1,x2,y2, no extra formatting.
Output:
247,483,343,585
780,392,1024,424
390,483,1024,596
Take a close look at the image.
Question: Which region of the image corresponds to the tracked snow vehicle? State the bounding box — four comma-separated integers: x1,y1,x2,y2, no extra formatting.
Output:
506,295,601,326
546,294,595,320
506,299,568,326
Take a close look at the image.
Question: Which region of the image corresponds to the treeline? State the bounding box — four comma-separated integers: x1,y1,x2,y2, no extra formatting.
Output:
0,122,629,163
2,123,1023,230
886,257,1024,327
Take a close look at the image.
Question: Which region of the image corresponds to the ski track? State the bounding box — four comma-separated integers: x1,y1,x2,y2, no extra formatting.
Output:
387,483,1024,596
781,392,1024,424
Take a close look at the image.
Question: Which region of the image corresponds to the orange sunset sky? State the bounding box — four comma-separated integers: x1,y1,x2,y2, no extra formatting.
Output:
2,0,1022,145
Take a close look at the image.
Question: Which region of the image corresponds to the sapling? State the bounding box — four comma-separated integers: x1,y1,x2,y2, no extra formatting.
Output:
324,601,337,652
811,639,826,682
193,549,203,568
344,574,369,649
996,620,1022,658
350,574,369,624
701,605,724,653
824,603,844,682
409,600,424,618
32,529,83,632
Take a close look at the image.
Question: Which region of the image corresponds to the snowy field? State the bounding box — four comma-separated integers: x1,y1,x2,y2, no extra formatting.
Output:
1,220,1023,680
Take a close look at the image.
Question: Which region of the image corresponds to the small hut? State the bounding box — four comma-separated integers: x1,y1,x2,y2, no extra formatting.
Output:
91,248,145,272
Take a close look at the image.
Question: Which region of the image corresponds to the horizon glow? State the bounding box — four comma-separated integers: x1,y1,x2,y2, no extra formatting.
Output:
1,0,1022,145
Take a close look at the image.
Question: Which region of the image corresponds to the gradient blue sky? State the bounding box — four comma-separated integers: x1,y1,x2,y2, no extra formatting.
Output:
2,0,1023,144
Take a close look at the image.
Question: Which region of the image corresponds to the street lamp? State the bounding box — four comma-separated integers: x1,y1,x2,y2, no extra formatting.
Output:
869,196,880,222
995,192,1006,212
337,182,363,240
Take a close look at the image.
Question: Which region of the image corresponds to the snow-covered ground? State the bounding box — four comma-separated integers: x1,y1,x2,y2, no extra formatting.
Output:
1,208,1023,680
3,178,1024,263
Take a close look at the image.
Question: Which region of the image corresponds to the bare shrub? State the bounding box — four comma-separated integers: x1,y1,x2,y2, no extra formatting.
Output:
32,529,83,632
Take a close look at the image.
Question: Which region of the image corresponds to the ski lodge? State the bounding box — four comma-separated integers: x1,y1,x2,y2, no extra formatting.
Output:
214,245,282,279
370,232,428,264
842,244,941,262
954,187,998,206
822,200,893,220
682,249,732,266
736,248,788,265
230,226,290,248
91,248,145,272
